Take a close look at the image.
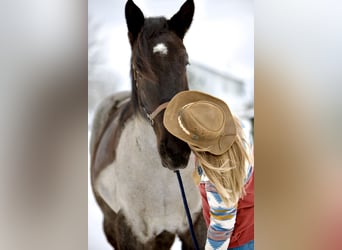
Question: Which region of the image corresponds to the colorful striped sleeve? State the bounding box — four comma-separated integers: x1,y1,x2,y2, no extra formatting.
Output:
204,182,237,250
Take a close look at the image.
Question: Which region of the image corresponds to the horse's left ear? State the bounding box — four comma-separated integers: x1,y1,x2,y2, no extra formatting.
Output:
169,0,194,39
125,0,145,46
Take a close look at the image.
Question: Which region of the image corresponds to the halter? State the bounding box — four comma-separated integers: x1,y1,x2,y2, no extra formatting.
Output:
146,102,169,125
133,64,169,125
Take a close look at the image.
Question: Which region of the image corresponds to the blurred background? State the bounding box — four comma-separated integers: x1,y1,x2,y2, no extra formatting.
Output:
88,0,253,249
1,0,341,249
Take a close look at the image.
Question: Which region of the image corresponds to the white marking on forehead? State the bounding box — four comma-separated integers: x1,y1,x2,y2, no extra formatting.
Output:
153,43,168,55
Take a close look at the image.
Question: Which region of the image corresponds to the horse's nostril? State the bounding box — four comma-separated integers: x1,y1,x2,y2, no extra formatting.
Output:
159,147,186,168
159,135,191,169
169,147,189,160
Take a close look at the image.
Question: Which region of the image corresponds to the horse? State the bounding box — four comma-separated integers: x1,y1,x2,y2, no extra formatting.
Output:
90,0,206,249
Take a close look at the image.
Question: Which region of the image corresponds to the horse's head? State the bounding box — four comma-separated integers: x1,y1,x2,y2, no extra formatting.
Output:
125,0,194,170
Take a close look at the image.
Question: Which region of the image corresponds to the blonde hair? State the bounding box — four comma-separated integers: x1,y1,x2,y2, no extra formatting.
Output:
192,117,253,207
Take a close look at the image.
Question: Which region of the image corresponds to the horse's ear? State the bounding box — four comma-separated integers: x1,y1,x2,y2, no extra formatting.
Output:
169,0,194,39
125,0,145,45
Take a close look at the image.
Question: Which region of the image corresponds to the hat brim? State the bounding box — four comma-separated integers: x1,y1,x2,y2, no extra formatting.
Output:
163,90,237,155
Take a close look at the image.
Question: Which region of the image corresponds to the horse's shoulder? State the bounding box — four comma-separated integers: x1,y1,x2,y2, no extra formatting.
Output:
90,91,130,155
90,91,133,181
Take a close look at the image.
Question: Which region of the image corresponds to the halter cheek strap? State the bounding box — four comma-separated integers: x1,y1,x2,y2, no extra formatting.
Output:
147,102,169,125
132,64,169,126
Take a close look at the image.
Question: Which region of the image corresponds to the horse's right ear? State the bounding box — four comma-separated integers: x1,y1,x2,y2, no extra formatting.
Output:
125,0,145,45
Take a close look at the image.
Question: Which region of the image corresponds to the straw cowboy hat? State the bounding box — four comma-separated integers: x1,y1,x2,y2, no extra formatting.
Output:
163,90,237,155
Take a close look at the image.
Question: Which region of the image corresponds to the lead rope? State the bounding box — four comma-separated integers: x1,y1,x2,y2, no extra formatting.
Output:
175,170,200,250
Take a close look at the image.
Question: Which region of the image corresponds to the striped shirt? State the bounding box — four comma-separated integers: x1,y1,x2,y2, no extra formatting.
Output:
198,163,253,250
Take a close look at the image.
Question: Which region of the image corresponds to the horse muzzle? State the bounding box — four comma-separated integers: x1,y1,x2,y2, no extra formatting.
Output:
161,156,189,170
159,141,191,171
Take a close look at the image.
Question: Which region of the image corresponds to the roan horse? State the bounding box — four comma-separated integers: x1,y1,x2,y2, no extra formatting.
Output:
90,0,206,249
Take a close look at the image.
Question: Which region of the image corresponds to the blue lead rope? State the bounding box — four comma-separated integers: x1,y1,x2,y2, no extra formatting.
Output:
175,170,200,250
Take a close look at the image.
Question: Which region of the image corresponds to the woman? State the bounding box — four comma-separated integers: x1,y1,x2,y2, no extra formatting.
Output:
163,90,254,250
